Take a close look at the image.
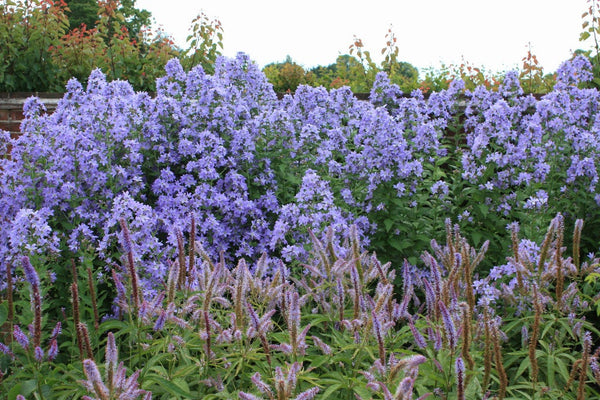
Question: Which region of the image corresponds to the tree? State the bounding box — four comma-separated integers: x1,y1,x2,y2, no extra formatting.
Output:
379,26,419,91
66,0,151,39
262,56,309,92
0,0,69,91
181,11,223,73
119,0,151,39
65,0,98,30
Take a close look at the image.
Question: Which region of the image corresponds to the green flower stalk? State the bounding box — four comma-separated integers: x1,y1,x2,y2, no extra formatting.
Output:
5,263,14,335
578,332,592,400
175,228,186,290
573,219,583,272
246,302,275,365
460,303,475,372
455,357,465,400
72,281,85,360
529,284,543,388
119,218,141,316
202,310,213,361
233,259,249,333
491,321,507,400
78,322,94,361
166,259,180,304
371,310,386,365
187,216,196,289
87,267,100,330
21,256,41,349
438,300,457,350
554,214,565,310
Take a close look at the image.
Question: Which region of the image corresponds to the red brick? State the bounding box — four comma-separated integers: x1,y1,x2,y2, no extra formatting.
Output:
9,109,24,121
0,109,9,120
0,121,20,132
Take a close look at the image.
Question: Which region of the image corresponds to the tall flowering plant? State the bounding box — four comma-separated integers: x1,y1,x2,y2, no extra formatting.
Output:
458,55,600,253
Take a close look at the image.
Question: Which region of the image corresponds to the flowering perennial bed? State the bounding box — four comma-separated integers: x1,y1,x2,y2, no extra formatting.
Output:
0,54,600,398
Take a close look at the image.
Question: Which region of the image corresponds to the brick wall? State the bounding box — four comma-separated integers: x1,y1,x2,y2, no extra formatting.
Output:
0,93,62,135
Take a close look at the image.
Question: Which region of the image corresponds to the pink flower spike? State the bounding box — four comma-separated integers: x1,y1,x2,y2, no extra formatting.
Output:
34,346,44,362
47,339,59,361
21,256,39,288
455,357,465,400
83,359,109,399
13,325,29,350
293,386,319,400
438,301,457,349
251,372,273,396
105,332,118,390
239,392,261,400
394,376,415,400
51,322,62,340
311,335,332,355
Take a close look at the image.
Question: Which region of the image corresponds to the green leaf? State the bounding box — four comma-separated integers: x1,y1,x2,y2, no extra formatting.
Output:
549,356,559,388
515,357,531,381
144,376,195,398
583,31,593,41
383,218,395,232
8,384,22,400
353,386,374,399
476,203,489,217
306,353,330,369
389,239,409,252
471,231,483,246
320,383,342,399
0,302,7,326
98,319,129,335
172,364,198,379
465,377,483,398
142,352,174,373
8,379,37,400
554,357,571,383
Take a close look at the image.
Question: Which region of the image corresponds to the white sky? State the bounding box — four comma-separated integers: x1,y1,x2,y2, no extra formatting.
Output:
137,0,591,75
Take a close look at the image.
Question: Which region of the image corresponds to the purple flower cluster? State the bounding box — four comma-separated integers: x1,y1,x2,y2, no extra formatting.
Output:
3,51,600,298
0,53,281,289
461,55,600,215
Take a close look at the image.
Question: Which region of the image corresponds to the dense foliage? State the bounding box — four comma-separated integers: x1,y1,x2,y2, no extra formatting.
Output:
2,53,600,398
264,30,420,94
0,215,599,399
0,0,222,92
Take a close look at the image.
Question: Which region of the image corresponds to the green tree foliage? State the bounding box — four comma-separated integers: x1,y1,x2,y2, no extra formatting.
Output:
263,24,557,95
65,0,150,38
118,0,151,39
65,0,98,30
180,11,223,73
50,0,179,90
306,63,342,88
519,42,555,94
263,56,310,92
0,1,223,92
0,0,69,92
262,27,421,94
578,0,600,88
380,27,419,89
